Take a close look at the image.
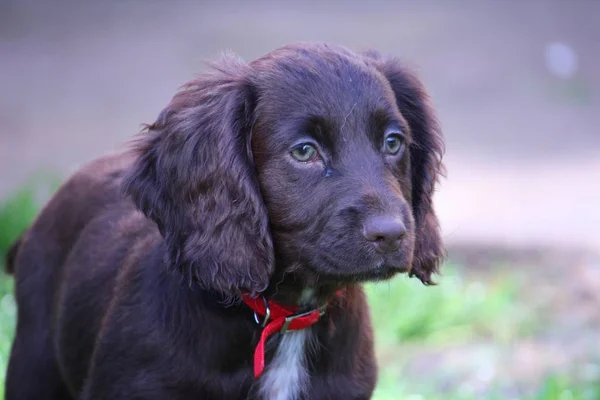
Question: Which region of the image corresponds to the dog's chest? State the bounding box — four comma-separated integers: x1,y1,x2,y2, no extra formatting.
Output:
258,329,310,400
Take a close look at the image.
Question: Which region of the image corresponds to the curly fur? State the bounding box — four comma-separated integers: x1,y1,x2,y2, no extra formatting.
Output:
5,42,445,400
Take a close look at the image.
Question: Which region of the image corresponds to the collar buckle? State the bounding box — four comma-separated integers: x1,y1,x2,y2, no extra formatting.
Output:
252,296,271,327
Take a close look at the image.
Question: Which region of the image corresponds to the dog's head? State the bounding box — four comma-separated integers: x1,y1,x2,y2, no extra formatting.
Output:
123,43,445,296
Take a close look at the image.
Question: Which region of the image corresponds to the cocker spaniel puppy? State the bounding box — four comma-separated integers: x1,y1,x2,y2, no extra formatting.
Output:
5,42,445,400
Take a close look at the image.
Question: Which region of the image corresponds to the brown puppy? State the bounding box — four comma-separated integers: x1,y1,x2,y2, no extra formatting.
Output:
5,42,445,400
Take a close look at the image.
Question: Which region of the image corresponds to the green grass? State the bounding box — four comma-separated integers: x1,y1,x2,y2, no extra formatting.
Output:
372,369,600,400
0,175,59,398
365,265,538,348
0,277,14,400
0,177,599,399
365,267,600,399
366,268,540,399
0,171,60,255
0,180,45,398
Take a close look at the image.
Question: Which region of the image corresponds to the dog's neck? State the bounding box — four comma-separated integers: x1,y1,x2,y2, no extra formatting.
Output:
262,272,344,310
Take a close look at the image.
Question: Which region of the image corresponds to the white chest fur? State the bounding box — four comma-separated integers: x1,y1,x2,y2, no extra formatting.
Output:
258,288,316,400
258,329,310,400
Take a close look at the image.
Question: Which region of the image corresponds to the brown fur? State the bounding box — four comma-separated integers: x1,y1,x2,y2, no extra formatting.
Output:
5,42,444,399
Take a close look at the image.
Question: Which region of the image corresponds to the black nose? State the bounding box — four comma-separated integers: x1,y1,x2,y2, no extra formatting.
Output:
362,215,406,253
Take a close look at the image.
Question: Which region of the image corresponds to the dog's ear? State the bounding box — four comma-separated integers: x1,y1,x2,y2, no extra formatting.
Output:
122,54,273,295
363,50,446,284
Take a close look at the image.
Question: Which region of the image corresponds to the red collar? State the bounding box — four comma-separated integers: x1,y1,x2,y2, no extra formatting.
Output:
241,292,340,378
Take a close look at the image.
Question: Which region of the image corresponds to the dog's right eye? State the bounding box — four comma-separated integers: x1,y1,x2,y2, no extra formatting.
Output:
291,143,318,162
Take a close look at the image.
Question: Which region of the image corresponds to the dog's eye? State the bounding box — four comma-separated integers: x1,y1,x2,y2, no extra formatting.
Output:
384,134,405,155
291,143,318,162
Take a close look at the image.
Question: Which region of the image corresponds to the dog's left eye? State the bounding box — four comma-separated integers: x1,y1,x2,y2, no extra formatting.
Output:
291,143,319,162
384,133,405,155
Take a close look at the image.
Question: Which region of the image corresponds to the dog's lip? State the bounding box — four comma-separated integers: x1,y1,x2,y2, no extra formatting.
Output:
371,255,410,272
371,261,410,276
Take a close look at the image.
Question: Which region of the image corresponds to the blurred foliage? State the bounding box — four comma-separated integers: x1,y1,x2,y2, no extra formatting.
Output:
0,172,60,256
0,174,59,397
0,188,37,257
373,368,600,400
0,276,14,400
365,265,539,347
0,177,598,399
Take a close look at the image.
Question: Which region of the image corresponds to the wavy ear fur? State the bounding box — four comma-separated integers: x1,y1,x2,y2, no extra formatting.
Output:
122,54,274,295
363,50,446,284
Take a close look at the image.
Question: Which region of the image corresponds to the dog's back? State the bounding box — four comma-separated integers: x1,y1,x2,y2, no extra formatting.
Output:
5,153,134,273
5,152,135,399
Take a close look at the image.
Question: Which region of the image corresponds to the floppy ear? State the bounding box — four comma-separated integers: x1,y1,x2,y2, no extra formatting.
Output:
122,54,274,295
363,51,446,284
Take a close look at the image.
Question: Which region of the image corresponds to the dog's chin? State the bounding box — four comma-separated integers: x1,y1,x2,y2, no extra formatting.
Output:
306,259,410,285
344,265,404,283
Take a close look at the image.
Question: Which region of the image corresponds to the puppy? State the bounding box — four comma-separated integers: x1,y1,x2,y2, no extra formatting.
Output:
5,42,445,400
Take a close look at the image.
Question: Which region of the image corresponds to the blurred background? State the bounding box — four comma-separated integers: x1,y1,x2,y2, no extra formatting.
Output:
1,0,599,398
